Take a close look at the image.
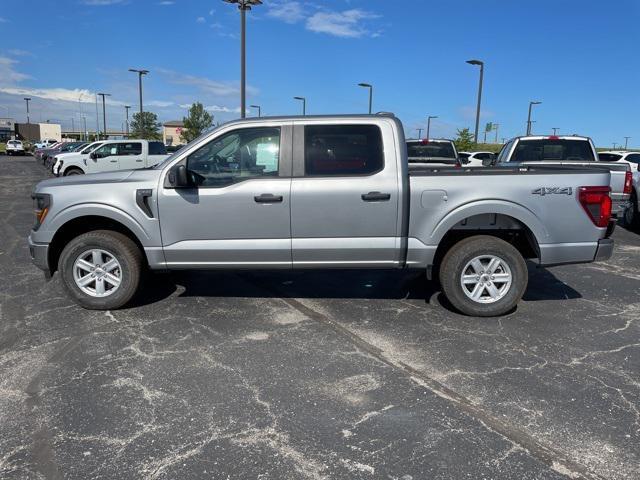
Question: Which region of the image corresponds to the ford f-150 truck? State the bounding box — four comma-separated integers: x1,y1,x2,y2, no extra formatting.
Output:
493,135,632,218
28,115,615,316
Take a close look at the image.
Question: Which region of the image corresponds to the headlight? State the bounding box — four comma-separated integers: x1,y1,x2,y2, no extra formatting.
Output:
31,193,52,231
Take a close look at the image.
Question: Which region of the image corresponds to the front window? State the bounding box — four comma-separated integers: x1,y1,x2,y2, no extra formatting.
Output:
94,144,118,158
186,127,280,187
512,139,595,162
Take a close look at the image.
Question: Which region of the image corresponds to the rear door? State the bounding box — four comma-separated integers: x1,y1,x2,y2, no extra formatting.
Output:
116,141,144,170
290,121,400,267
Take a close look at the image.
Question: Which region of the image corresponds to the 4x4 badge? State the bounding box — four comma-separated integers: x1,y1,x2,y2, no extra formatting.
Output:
532,187,573,196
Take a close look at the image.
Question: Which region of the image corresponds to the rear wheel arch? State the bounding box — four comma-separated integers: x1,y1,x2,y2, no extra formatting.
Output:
48,216,146,275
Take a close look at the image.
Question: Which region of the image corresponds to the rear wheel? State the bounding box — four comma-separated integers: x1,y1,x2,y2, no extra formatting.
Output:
58,230,142,310
439,235,528,317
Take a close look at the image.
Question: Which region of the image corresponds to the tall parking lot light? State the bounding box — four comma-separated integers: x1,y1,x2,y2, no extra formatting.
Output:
426,115,438,141
552,127,560,135
526,101,541,135
250,104,261,117
224,0,262,119
493,123,500,143
97,93,111,139
128,69,149,116
416,128,423,139
358,83,373,114
125,105,131,137
466,59,484,144
624,136,631,150
293,96,306,115
24,97,31,124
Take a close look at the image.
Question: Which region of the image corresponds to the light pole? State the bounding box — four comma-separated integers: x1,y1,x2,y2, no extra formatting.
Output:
493,123,499,143
81,115,87,140
358,83,373,114
416,128,423,139
552,127,560,136
128,68,149,116
293,96,306,115
224,0,262,119
71,117,75,136
613,142,618,149
526,101,541,135
466,59,484,144
624,136,631,150
97,93,111,139
124,105,131,137
24,97,31,124
250,104,261,117
426,115,438,141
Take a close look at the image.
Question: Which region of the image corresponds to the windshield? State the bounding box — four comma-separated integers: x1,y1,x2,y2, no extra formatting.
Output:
407,141,456,161
598,153,622,162
511,139,595,162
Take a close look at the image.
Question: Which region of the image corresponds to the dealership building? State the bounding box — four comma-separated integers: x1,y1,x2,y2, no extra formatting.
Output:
163,120,185,146
0,118,15,142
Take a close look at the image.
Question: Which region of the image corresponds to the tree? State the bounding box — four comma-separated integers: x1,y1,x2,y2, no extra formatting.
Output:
129,111,161,140
454,127,475,151
181,102,213,143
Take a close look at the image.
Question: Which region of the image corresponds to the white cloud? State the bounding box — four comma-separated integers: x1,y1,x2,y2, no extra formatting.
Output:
159,0,174,4
0,87,128,106
267,1,305,24
0,57,31,86
157,68,256,97
209,9,215,16
306,9,379,38
196,16,206,23
0,17,7,23
7,49,33,57
205,105,241,113
147,100,174,108
81,0,126,5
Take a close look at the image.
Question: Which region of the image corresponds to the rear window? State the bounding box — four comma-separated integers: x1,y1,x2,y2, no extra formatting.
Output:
407,141,456,161
149,141,167,155
598,153,622,162
304,125,384,176
117,142,142,155
512,139,595,162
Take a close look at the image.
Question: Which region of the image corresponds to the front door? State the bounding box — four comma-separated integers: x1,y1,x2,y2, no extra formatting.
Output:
290,122,400,267
87,143,119,172
158,124,292,268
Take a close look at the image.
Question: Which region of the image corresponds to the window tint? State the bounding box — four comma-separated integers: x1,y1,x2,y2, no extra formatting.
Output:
598,153,622,162
187,127,280,187
407,141,456,160
117,142,142,156
459,152,470,159
95,144,118,157
626,154,640,164
305,125,383,176
149,141,167,155
512,140,595,162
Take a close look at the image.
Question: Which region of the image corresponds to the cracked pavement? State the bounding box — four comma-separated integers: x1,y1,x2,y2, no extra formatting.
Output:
0,155,638,479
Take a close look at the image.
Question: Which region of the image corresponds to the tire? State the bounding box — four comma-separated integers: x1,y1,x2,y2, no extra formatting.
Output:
439,235,528,317
624,191,638,229
64,167,84,176
58,230,143,310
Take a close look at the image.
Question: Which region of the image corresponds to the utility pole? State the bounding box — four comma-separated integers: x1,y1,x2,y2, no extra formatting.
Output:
466,59,484,144
24,97,31,124
128,69,149,116
426,115,438,141
223,0,262,118
624,136,631,150
97,93,111,139
358,83,373,114
71,117,75,136
493,123,499,143
552,127,560,135
293,96,306,115
416,128,423,139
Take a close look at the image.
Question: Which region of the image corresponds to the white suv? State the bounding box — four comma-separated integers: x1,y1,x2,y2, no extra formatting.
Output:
459,151,496,167
5,140,25,156
598,150,640,172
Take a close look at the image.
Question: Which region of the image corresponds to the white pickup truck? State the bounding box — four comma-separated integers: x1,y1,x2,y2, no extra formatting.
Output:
54,139,168,176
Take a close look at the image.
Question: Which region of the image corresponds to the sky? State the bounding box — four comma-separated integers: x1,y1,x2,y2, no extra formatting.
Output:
0,0,638,147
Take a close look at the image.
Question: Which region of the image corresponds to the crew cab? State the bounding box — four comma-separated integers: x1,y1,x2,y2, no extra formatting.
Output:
599,151,640,226
5,140,25,156
53,139,168,176
52,141,104,176
29,115,615,317
494,135,632,218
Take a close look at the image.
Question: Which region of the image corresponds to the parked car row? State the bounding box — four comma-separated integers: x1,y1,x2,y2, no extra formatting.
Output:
28,114,616,317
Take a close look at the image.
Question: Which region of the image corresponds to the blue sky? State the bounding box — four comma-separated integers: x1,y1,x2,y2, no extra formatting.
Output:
0,0,638,146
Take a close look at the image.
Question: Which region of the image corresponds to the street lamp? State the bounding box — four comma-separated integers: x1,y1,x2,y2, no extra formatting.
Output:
128,68,149,116
293,96,306,115
624,136,631,150
466,59,484,144
250,104,261,117
24,97,31,124
552,127,560,136
125,105,131,137
426,115,438,141
224,0,262,119
358,83,373,114
97,93,111,139
526,101,542,135
416,128,423,139
493,123,500,143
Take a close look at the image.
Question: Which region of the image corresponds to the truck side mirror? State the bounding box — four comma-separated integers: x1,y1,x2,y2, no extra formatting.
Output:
90,152,98,160
168,164,190,188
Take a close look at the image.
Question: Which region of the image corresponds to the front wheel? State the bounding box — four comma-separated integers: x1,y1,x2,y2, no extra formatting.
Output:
58,230,143,310
439,235,528,317
64,167,84,176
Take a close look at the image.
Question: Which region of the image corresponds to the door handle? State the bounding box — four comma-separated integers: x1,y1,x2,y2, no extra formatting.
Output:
254,193,283,203
135,159,143,162
110,160,117,163
361,191,391,202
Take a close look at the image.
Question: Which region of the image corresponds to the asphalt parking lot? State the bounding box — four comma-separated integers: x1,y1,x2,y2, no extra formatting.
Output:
1,155,639,480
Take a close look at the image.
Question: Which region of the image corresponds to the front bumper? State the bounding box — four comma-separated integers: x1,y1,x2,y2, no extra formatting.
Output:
28,234,51,275
594,238,614,262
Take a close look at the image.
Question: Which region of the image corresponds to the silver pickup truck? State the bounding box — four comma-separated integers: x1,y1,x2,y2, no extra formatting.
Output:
28,114,615,317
